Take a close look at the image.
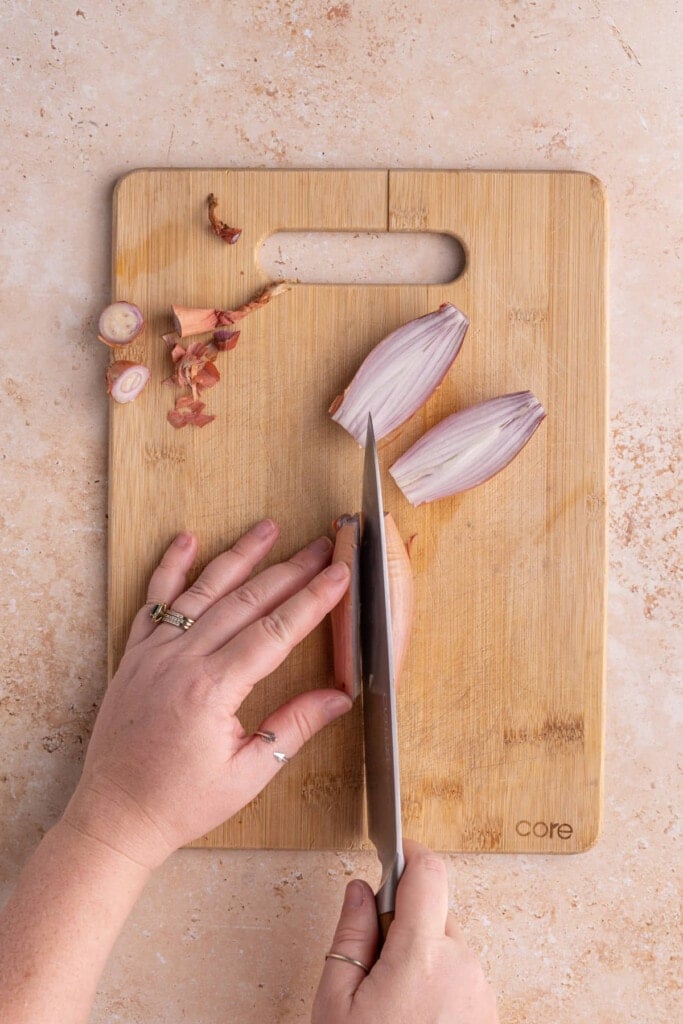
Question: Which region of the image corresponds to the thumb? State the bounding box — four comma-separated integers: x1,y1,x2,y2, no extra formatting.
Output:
314,879,378,1013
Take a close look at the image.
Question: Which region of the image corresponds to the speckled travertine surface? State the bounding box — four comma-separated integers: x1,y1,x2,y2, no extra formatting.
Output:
1,3,680,1022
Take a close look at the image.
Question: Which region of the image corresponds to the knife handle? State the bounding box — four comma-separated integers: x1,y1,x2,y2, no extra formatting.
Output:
377,910,394,948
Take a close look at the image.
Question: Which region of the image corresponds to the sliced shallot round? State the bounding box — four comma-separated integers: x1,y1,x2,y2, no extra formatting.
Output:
98,301,145,347
106,361,150,404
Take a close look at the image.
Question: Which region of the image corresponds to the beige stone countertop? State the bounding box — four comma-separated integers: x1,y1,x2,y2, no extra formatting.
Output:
1,3,680,1022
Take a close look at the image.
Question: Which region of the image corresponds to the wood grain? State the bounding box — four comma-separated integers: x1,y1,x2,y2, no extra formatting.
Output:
108,169,607,853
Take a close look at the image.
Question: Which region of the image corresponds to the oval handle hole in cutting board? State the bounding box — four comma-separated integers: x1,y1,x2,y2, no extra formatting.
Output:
258,231,465,285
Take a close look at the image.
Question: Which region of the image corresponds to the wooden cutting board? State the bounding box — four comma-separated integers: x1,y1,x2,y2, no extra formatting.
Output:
108,170,607,853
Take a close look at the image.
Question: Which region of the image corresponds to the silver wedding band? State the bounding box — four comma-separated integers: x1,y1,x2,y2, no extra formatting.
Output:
325,951,370,973
252,730,289,764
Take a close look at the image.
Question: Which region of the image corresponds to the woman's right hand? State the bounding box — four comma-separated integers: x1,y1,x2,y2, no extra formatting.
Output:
313,840,499,1024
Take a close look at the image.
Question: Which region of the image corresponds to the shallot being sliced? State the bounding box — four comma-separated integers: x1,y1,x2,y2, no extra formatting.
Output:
383,512,414,683
330,514,361,699
105,361,150,404
98,301,145,347
389,391,547,506
329,303,469,446
172,281,292,338
330,511,414,699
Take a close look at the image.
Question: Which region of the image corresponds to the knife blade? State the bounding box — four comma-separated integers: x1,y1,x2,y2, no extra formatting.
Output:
360,413,404,943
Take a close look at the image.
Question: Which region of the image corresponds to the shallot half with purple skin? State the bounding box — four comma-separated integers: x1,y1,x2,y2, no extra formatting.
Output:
329,303,469,446
98,301,145,347
389,391,547,506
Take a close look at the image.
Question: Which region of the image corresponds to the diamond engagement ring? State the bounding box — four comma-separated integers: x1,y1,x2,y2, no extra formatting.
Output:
149,603,196,631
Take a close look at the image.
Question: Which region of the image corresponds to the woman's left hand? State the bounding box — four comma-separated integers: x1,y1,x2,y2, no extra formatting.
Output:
63,519,352,868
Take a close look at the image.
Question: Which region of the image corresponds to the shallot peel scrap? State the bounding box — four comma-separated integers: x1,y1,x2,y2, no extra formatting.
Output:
169,307,219,338
330,512,414,699
105,361,150,404
207,193,242,245
98,301,145,347
172,281,292,339
212,328,240,350
162,330,240,428
329,303,469,446
167,396,215,429
164,338,222,400
389,391,547,506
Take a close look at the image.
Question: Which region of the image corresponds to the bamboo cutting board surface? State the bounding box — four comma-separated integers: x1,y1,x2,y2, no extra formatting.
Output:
108,169,607,853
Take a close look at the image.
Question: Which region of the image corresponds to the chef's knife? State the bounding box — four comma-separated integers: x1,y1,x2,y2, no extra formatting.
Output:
360,413,405,944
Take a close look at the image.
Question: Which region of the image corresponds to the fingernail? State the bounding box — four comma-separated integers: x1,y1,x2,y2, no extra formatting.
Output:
174,531,193,548
325,692,353,716
307,535,333,556
323,561,350,582
344,879,365,908
253,518,277,539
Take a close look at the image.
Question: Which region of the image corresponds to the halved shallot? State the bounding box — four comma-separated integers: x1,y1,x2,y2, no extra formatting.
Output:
329,303,469,446
105,361,150,404
172,281,292,338
98,301,145,347
389,391,546,506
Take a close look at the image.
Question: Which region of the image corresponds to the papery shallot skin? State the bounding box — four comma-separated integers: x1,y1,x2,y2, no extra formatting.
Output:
207,193,242,245
163,339,222,400
167,396,215,429
212,328,240,350
329,303,469,446
162,327,240,425
389,391,547,506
